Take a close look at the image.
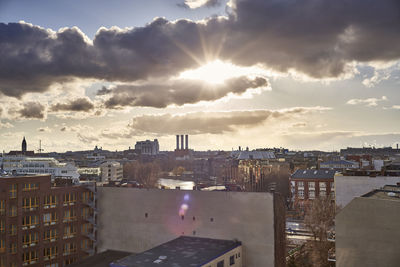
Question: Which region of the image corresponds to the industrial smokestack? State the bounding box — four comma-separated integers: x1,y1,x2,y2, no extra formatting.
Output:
185,135,188,150
176,135,179,150
181,135,184,150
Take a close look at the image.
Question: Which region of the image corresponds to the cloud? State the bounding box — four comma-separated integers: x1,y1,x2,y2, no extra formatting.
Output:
346,96,387,107
96,86,112,96
1,0,400,98
18,102,46,119
178,0,222,9
102,106,330,137
0,121,13,129
392,105,400,110
38,126,51,132
50,98,94,112
103,76,268,108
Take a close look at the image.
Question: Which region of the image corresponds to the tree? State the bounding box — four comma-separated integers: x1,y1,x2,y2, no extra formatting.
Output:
303,196,338,267
123,161,160,188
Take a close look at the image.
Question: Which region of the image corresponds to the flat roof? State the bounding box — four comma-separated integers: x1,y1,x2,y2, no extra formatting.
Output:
110,236,241,267
70,250,132,267
362,185,400,201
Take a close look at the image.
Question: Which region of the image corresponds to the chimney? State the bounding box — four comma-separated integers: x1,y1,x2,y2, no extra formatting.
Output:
185,135,188,150
181,135,184,150
176,135,179,150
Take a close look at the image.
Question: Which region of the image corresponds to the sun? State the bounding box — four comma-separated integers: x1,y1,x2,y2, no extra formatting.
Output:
178,60,269,84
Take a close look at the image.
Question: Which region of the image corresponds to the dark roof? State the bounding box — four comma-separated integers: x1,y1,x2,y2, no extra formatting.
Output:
70,250,132,267
320,160,358,165
291,169,336,180
110,236,241,267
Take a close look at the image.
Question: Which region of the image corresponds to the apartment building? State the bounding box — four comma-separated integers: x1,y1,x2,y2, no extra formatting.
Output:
100,161,123,182
290,169,336,207
0,174,97,267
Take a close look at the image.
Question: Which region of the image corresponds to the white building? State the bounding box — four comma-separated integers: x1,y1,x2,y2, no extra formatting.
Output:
134,139,159,155
0,155,80,181
100,161,123,182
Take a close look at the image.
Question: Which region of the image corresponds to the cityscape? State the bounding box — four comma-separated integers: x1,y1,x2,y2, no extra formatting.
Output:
1,0,400,267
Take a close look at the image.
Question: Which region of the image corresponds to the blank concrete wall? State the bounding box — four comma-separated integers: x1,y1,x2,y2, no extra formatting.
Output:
335,175,400,208
336,197,400,267
97,188,276,267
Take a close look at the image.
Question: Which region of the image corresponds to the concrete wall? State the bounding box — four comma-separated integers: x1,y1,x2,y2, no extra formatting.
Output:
335,175,400,207
336,197,400,267
97,188,279,267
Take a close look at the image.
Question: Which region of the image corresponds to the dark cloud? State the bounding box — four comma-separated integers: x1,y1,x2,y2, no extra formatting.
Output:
1,0,400,97
104,76,268,108
113,107,330,136
18,102,45,119
50,98,94,112
96,86,112,95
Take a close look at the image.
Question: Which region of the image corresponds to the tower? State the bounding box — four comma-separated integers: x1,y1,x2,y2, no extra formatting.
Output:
22,136,27,153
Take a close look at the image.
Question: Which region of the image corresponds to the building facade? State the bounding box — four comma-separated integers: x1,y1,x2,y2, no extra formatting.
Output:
336,185,400,267
134,140,159,155
97,187,286,267
0,175,97,267
100,162,123,182
290,169,336,207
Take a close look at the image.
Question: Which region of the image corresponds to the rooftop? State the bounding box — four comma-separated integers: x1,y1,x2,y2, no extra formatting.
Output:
362,184,400,201
110,236,241,267
291,169,336,179
231,150,275,160
70,250,132,267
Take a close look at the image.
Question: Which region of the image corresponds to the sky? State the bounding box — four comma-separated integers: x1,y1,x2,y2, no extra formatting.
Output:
0,0,399,152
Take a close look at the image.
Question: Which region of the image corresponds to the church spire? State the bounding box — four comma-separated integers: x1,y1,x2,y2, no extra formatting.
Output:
22,136,27,153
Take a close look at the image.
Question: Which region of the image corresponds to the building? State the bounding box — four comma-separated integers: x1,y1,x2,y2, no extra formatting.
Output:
0,155,80,181
110,236,242,267
334,175,400,207
8,137,35,156
134,140,159,155
290,169,336,206
96,188,286,267
100,162,123,182
0,174,97,267
319,160,359,170
336,185,400,267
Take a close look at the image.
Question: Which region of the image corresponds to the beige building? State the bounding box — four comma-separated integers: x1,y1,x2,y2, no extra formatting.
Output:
336,185,400,267
335,175,400,207
97,187,286,267
100,161,123,182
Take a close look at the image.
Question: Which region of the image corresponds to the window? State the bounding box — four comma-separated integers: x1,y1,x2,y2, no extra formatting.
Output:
308,182,315,189
63,209,76,222
23,183,39,191
298,190,304,199
22,251,38,264
81,239,92,250
320,190,327,197
297,181,304,188
0,256,4,267
64,224,76,238
43,246,57,259
81,207,90,219
63,243,76,256
9,205,17,217
45,263,59,267
9,243,17,254
44,229,58,242
319,182,327,190
23,232,39,246
82,192,92,204
217,260,224,267
230,255,235,265
0,200,5,215
9,184,17,199
330,182,335,191
22,197,39,210
22,215,39,227
44,195,57,207
63,193,77,205
309,190,315,199
81,223,92,235
43,212,57,224
9,224,16,236
0,220,4,233
64,258,76,265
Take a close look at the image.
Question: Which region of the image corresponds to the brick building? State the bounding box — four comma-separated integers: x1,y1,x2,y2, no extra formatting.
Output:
290,169,336,207
0,174,97,267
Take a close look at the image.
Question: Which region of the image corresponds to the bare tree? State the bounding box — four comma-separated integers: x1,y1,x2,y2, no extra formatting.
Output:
303,196,337,267
123,161,160,188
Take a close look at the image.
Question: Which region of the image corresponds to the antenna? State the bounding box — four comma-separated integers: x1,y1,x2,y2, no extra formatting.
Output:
37,140,44,153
